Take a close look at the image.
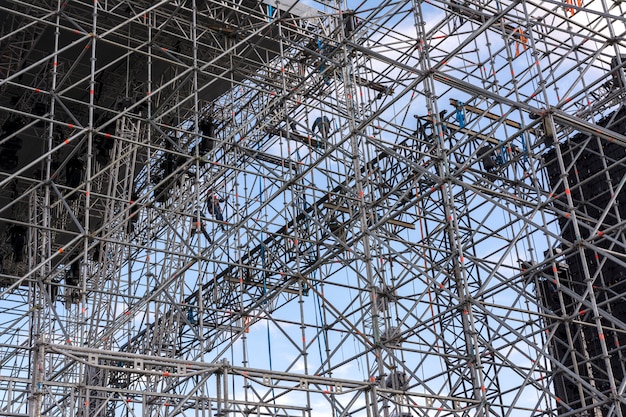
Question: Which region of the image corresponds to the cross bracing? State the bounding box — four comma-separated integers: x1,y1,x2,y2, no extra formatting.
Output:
1,1,626,417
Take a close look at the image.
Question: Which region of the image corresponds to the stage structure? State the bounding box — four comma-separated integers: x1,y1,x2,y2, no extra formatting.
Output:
1,0,625,416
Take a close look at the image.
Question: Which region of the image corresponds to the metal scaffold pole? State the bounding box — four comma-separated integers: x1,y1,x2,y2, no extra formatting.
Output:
1,1,626,417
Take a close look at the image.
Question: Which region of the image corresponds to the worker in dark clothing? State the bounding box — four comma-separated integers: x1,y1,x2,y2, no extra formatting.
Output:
10,225,27,262
343,10,357,35
478,145,497,173
206,193,226,230
66,259,80,286
198,118,216,154
312,116,331,139
48,278,61,303
65,259,81,306
190,209,212,241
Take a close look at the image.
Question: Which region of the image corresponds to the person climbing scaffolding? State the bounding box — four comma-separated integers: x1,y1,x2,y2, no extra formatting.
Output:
312,115,331,140
9,225,27,263
191,209,212,241
206,191,226,230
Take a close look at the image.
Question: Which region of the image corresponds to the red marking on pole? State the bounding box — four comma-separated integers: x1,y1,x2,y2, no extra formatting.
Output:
564,188,570,195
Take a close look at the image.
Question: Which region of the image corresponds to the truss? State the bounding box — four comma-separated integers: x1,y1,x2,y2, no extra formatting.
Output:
1,0,626,417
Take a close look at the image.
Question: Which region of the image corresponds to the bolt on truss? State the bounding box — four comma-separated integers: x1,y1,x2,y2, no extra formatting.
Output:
1,0,626,417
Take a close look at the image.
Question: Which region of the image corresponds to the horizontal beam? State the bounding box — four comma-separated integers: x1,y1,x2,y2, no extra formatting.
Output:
323,203,416,229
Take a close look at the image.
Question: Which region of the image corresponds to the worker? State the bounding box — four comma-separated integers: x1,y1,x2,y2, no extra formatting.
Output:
328,216,347,243
94,124,115,166
48,278,60,303
312,116,331,139
206,193,226,230
343,10,357,35
191,206,211,242
198,118,216,155
66,259,80,287
477,145,497,173
187,306,196,325
10,225,27,263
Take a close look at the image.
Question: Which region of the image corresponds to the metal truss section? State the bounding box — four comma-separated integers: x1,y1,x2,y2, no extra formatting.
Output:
1,1,626,417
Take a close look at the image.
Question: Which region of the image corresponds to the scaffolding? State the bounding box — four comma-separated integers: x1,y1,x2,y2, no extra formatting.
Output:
1,0,625,416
